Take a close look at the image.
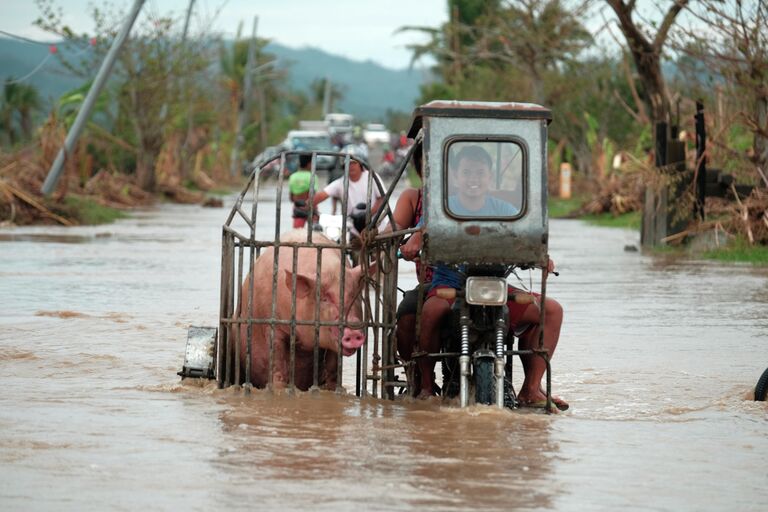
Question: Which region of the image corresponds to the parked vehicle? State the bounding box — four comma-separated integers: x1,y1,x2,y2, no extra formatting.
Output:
298,120,329,132
282,130,338,170
248,145,282,177
362,123,390,146
325,113,354,144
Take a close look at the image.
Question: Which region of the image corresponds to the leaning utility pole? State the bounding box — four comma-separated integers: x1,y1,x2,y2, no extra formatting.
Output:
229,16,258,178
322,77,332,117
41,0,145,196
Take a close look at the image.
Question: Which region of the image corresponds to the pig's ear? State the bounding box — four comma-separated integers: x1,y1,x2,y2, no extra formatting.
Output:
284,270,315,298
348,260,378,283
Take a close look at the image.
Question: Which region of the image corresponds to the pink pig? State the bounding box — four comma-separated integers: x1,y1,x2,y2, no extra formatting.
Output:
239,230,374,390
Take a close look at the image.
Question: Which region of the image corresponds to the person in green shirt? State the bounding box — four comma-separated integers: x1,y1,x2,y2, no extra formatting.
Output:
289,154,316,228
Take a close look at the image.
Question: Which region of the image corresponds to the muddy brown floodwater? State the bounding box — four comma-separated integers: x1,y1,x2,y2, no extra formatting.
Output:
1,185,767,511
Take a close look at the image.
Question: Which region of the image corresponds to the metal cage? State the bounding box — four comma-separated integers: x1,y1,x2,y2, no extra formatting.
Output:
216,149,416,398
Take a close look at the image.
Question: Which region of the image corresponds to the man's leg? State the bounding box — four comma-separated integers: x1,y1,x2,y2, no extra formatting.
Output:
396,312,418,396
513,297,564,405
396,314,417,360
396,287,425,396
416,295,451,398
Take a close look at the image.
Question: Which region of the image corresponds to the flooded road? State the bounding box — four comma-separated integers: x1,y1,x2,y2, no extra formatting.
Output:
1,186,767,511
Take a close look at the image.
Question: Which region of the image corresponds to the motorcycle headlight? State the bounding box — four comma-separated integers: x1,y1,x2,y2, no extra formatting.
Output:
465,277,507,306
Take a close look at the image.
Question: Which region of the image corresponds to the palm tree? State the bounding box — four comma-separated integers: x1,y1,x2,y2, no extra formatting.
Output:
13,82,41,139
2,79,41,144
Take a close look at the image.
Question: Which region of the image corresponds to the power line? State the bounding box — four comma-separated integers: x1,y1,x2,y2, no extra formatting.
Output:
1,33,97,85
0,29,93,48
3,53,54,85
0,29,50,45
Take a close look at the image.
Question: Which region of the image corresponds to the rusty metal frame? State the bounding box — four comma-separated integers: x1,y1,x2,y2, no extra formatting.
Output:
217,149,405,397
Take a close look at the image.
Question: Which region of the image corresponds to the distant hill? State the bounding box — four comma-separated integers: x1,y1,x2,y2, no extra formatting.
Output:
0,37,426,120
263,43,427,120
0,38,84,105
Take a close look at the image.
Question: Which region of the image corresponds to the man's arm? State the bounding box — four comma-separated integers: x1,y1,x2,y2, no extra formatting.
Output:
400,229,423,261
312,190,330,209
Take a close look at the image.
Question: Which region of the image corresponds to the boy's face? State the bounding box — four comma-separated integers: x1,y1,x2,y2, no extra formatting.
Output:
455,157,492,199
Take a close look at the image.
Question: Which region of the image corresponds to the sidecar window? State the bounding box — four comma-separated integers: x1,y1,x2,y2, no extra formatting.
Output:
444,140,525,219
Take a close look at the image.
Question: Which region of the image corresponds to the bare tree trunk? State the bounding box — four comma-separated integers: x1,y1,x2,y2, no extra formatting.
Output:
606,0,689,126
136,149,157,191
20,108,33,140
756,95,768,179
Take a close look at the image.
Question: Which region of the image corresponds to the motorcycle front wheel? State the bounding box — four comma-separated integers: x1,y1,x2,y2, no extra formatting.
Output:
474,357,495,405
755,367,768,401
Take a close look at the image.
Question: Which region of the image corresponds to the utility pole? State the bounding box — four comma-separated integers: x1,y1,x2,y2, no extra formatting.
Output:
181,0,195,40
229,16,258,178
41,0,146,196
322,76,332,117
256,77,268,149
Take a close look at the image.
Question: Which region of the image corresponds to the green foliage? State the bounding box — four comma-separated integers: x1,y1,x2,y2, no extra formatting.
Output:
61,195,126,224
727,124,754,154
384,109,412,134
417,81,458,105
701,237,768,265
582,211,642,229
548,195,586,218
1,79,41,144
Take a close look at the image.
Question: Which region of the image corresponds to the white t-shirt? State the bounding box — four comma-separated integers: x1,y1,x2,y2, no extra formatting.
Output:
323,170,382,213
323,170,386,234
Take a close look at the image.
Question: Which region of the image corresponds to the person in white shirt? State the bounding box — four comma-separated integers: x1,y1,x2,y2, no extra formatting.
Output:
312,158,385,236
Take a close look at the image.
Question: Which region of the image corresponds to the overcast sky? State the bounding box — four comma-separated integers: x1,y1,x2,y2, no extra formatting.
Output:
1,0,450,69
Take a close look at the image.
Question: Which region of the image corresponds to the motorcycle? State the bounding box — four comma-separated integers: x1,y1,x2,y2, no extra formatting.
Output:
435,266,538,407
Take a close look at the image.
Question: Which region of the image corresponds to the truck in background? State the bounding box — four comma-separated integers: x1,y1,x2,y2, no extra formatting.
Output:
325,113,354,144
298,120,329,132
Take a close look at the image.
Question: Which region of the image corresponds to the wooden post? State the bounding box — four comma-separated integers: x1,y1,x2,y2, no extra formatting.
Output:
694,101,707,220
559,162,572,199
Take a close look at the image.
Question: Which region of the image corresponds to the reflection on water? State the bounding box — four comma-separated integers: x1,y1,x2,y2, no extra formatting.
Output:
1,192,767,511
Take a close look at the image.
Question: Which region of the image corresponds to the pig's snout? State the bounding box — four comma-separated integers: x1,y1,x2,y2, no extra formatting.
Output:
341,328,365,356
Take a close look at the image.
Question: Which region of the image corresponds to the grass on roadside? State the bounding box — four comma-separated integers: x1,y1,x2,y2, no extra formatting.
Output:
582,211,641,229
62,195,127,225
548,195,585,218
701,237,768,265
548,196,641,229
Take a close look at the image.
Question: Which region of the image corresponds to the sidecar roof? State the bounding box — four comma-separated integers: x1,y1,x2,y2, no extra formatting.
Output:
407,100,552,138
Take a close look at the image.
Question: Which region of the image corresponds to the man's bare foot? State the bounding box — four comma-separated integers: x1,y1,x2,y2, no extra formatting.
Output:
517,390,569,411
416,388,437,400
